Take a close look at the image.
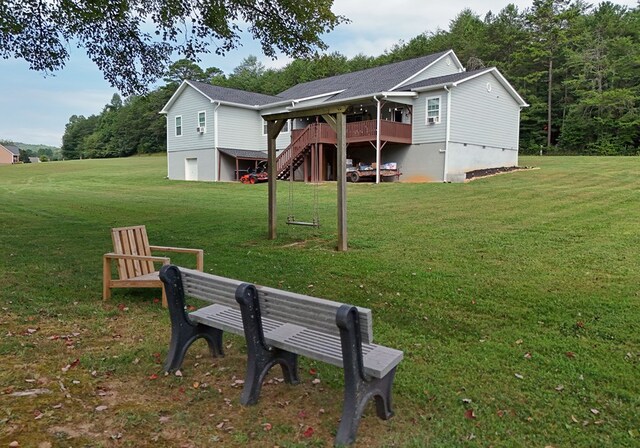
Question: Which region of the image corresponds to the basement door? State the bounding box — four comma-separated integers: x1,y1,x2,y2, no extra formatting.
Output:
185,158,198,181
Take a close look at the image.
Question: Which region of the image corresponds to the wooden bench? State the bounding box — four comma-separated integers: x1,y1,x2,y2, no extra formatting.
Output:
159,265,403,446
103,225,203,307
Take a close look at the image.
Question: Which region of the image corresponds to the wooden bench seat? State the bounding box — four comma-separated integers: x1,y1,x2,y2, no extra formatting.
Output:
160,265,403,446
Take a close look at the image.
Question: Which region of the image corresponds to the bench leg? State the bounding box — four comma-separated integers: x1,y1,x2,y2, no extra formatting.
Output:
335,367,397,446
241,347,299,405
235,283,300,405
160,265,224,372
335,305,398,446
165,324,223,372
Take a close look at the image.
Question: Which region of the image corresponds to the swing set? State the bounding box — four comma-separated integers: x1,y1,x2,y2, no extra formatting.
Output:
286,119,321,228
265,106,349,251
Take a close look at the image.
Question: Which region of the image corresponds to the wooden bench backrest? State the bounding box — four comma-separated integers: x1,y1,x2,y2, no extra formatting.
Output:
181,268,374,344
111,225,155,279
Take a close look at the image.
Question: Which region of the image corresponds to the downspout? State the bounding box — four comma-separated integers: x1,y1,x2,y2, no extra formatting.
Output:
443,86,452,182
213,101,221,181
373,96,381,184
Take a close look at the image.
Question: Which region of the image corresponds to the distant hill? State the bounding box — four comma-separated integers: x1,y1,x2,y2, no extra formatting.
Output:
14,142,61,153
0,141,63,161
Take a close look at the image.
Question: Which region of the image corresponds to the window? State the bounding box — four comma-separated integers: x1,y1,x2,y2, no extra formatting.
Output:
197,111,206,132
263,119,289,135
175,115,182,136
426,97,440,124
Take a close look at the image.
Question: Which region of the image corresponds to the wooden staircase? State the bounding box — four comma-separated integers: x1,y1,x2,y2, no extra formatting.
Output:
276,124,316,180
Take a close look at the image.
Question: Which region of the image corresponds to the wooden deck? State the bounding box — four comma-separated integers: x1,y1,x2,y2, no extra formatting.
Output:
290,120,412,146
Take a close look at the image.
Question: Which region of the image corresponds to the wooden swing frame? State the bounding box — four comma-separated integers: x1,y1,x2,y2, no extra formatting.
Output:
265,105,349,251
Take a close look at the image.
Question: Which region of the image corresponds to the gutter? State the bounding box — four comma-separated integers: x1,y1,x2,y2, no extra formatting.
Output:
214,101,221,181
443,86,452,182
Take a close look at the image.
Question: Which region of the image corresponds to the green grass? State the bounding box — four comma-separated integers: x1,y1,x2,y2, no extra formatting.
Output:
1,155,639,447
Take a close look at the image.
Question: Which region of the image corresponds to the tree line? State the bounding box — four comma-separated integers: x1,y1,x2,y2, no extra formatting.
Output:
61,0,640,159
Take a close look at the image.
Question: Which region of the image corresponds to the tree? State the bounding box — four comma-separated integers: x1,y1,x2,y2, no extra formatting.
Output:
0,0,345,95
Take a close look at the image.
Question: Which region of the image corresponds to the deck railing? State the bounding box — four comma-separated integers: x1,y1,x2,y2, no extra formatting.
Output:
276,120,412,177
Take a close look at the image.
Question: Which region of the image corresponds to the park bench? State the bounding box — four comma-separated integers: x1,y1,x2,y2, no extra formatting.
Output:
159,264,403,446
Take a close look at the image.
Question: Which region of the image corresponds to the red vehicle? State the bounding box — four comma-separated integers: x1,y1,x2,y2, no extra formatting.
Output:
240,163,268,184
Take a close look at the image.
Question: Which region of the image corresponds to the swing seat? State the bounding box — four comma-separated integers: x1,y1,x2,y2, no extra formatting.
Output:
286,216,320,227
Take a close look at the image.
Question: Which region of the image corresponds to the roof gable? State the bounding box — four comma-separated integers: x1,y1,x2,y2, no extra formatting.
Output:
160,80,283,114
401,68,528,107
276,50,451,101
0,144,20,155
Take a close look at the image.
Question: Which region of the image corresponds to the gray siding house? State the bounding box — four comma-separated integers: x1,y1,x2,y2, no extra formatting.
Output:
161,50,527,183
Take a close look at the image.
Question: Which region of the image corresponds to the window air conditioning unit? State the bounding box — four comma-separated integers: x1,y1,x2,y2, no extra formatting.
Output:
427,117,439,124
196,127,206,133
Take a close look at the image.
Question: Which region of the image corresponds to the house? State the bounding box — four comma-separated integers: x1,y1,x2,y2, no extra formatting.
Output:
0,144,20,165
28,157,40,164
160,50,528,183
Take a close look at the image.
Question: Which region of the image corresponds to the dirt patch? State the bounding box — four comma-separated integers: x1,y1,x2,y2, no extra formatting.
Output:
465,166,535,181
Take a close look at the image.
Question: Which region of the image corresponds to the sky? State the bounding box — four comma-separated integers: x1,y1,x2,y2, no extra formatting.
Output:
0,0,637,147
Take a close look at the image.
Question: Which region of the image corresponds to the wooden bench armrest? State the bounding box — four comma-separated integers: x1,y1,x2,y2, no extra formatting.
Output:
149,246,204,271
104,253,171,264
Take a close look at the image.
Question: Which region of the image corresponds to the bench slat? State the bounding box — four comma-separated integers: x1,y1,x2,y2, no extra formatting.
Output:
181,268,374,345
190,304,403,379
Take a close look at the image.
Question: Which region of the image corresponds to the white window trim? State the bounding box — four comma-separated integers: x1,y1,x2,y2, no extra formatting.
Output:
175,115,183,137
263,119,289,136
425,96,441,125
197,111,207,133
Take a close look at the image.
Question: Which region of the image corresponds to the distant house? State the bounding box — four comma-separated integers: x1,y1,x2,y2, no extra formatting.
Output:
161,49,528,183
28,157,40,164
0,144,20,165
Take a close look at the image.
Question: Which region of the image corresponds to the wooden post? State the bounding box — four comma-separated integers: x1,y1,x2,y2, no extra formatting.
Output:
336,112,347,251
267,120,286,239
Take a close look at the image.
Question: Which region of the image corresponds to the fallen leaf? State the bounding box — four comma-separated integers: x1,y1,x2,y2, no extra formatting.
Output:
216,422,225,429
149,374,159,380
565,352,575,359
571,415,579,423
9,442,19,447
462,398,472,404
515,373,524,379
303,427,314,438
497,409,506,418
309,368,317,375
193,382,200,389
524,352,532,359
159,416,170,423
186,305,197,311
95,405,108,412
311,378,321,385
263,422,272,431
555,385,564,392
174,370,183,377
590,408,600,415
464,409,476,420
297,410,307,418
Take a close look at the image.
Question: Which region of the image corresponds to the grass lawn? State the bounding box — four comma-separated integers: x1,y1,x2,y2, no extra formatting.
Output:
0,155,638,447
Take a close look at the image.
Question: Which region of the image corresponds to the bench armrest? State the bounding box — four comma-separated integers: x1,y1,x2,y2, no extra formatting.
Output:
149,246,204,271
104,253,171,264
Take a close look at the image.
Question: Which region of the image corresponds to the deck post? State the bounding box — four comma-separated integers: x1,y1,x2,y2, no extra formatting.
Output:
336,112,348,251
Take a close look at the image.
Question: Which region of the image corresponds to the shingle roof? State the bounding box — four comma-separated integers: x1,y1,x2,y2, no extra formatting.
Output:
276,51,450,101
3,144,20,155
218,148,267,160
398,69,489,91
189,80,282,106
